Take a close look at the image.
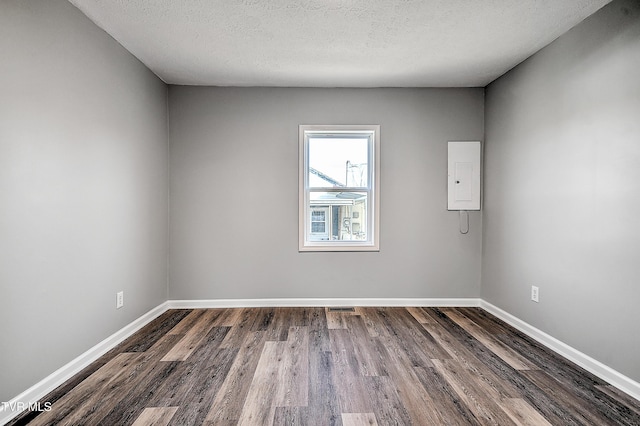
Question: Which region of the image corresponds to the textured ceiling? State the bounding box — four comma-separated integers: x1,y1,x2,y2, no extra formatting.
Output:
68,0,611,87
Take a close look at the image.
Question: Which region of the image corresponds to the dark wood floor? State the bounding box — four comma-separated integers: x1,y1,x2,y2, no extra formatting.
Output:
7,307,640,425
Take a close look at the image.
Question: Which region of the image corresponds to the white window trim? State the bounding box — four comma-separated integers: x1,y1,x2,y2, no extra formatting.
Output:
299,124,380,252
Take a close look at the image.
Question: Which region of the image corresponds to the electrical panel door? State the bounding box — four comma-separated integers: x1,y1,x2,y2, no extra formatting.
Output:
448,141,481,210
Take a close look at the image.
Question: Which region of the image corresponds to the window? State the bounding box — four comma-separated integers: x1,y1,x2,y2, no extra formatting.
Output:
299,125,380,251
310,208,329,239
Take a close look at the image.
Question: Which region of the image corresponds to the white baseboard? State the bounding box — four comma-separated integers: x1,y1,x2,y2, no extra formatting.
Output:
0,302,169,426
480,300,640,402
167,297,481,309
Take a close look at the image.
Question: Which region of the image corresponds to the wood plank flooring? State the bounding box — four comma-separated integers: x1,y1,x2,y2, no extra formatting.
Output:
7,307,640,425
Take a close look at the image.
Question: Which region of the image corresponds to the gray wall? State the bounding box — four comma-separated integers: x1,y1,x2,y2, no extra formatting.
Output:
169,87,484,300
0,0,168,401
483,0,640,382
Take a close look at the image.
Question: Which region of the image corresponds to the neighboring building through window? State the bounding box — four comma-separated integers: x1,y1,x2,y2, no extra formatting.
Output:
299,125,380,251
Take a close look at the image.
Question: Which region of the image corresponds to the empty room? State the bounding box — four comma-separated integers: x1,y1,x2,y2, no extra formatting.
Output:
1,0,639,424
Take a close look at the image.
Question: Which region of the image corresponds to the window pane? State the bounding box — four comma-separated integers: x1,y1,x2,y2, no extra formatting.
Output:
309,191,367,241
308,137,369,188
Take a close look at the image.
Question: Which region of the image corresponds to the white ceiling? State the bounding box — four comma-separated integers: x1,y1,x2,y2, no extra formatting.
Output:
68,0,611,87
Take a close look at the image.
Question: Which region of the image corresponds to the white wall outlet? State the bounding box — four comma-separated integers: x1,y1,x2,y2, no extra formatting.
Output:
531,286,539,303
116,291,124,309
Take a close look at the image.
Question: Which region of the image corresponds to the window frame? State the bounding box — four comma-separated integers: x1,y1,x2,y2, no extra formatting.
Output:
299,125,380,252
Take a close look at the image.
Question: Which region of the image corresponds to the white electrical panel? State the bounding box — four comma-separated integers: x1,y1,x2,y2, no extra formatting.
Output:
448,141,481,211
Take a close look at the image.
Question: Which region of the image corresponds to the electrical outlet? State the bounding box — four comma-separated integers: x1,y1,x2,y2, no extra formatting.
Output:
116,291,124,309
531,286,539,303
